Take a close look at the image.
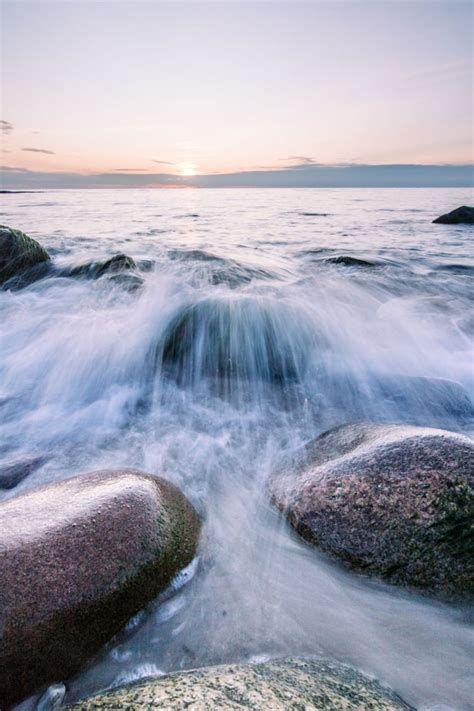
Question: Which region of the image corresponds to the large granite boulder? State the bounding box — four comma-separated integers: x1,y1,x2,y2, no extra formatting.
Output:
270,424,474,600
67,657,410,710
0,470,201,708
0,224,50,286
432,206,474,224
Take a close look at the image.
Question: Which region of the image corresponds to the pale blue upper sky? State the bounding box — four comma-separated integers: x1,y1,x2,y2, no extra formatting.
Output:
1,0,473,186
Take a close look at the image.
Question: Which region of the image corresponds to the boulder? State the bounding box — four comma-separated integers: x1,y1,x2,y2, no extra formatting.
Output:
0,225,50,286
159,296,314,386
67,657,410,710
432,206,474,224
270,424,474,600
0,470,201,708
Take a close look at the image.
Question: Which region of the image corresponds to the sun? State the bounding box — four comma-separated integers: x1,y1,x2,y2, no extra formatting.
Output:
179,162,197,177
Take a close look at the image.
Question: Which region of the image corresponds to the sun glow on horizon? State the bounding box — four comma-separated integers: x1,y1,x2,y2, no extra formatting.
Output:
178,162,198,177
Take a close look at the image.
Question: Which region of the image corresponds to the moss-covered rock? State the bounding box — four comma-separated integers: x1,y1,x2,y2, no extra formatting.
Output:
67,657,410,710
0,224,50,286
0,470,201,708
270,423,474,600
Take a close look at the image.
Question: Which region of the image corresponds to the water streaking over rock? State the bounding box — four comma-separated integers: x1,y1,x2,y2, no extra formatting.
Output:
1,188,473,710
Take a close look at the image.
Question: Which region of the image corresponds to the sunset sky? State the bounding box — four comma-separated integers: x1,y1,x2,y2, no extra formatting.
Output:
1,0,473,187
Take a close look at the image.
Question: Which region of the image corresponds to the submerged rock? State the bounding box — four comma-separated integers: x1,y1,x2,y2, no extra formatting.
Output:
0,470,201,708
61,253,137,279
159,295,315,386
67,657,410,710
271,423,474,600
433,206,474,224
324,255,377,267
0,225,50,286
0,455,49,489
314,373,474,424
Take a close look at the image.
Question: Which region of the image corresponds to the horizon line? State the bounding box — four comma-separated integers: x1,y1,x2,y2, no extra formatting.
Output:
1,162,473,190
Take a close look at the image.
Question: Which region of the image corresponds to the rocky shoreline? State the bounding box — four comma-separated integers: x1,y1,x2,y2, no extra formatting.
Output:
0,216,473,708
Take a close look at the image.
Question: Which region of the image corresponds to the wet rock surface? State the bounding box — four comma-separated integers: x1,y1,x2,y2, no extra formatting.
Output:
67,657,410,710
59,253,138,278
313,374,474,426
0,225,50,286
0,455,49,489
0,470,201,708
159,296,314,386
271,423,474,600
433,206,474,224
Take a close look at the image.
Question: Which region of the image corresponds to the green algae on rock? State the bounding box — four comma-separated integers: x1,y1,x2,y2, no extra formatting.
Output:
0,224,50,285
67,657,411,710
270,423,474,601
0,470,201,708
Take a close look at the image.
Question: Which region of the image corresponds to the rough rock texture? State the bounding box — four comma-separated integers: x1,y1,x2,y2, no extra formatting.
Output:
0,470,201,708
433,206,474,224
0,224,50,285
67,657,410,710
271,424,474,600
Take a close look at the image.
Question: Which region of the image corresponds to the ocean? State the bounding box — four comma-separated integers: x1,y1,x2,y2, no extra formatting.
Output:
1,187,473,709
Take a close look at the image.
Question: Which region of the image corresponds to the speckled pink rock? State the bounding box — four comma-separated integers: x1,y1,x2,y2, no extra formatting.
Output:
0,470,201,708
271,423,474,600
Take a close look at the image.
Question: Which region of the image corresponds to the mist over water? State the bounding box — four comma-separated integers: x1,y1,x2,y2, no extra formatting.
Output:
1,188,473,710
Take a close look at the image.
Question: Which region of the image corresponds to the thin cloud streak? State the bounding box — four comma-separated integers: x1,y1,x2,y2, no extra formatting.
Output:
281,156,318,165
0,120,13,134
21,147,55,155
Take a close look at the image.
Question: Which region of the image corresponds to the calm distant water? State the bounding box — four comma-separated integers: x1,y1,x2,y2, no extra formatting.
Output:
1,188,473,710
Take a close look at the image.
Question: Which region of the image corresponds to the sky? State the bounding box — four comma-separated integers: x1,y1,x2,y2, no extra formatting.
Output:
1,0,473,188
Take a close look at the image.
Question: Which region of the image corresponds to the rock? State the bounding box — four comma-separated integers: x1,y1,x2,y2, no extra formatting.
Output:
62,253,137,279
159,296,313,386
432,206,474,224
67,657,410,710
57,254,143,291
95,253,137,277
0,225,50,286
0,455,49,489
324,255,377,267
270,423,474,600
314,373,474,424
0,470,201,708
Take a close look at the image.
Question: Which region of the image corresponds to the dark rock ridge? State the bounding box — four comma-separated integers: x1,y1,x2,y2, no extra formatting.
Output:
271,423,474,600
0,469,201,708
59,253,137,278
67,657,411,710
433,206,474,224
56,253,143,291
324,255,377,267
0,455,49,489
0,224,50,286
